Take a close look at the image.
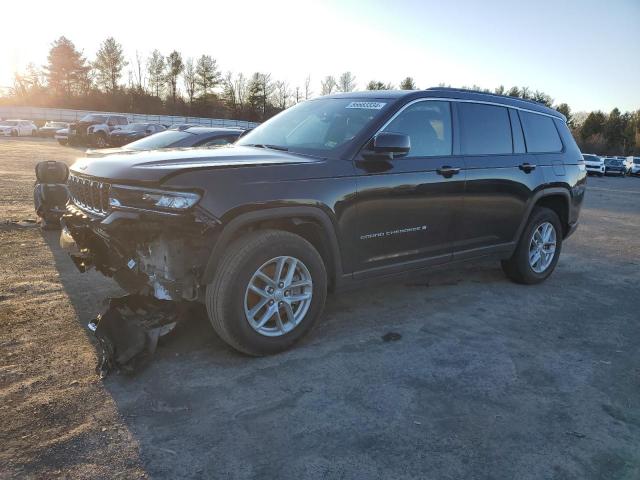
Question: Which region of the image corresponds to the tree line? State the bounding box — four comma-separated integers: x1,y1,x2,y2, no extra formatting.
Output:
2,36,638,155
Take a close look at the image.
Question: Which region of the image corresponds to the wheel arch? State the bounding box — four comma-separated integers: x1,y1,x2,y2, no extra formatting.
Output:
515,188,572,243
201,206,344,291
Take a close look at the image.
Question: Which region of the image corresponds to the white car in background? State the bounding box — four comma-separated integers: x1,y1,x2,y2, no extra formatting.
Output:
582,153,605,176
55,128,69,146
0,119,38,136
630,157,640,176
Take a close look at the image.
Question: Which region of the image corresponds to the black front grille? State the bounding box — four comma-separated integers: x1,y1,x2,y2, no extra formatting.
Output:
68,175,111,216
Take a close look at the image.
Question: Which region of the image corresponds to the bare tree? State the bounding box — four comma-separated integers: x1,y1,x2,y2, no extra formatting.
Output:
133,50,145,91
304,75,312,100
223,71,248,114
273,80,291,109
183,58,197,107
147,49,165,97
320,75,337,95
337,71,356,92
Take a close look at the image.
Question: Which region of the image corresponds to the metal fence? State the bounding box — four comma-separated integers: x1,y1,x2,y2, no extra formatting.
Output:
0,106,259,129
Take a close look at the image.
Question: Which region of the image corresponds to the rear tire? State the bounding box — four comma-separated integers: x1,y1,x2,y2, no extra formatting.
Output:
501,207,562,285
205,230,327,356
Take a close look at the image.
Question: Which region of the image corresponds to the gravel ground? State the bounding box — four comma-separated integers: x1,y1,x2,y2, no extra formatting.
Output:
1,137,639,479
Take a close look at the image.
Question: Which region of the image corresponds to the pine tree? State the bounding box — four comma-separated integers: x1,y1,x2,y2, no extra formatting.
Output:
44,36,90,97
399,77,417,90
166,50,184,104
147,50,165,97
93,37,127,93
195,55,221,97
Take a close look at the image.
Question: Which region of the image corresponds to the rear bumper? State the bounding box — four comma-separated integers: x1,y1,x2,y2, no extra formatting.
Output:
585,164,605,174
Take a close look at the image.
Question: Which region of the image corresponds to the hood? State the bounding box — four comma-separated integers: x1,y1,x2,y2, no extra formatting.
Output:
69,145,323,183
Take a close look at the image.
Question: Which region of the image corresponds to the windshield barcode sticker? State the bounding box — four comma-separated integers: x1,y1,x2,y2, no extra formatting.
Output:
346,102,386,110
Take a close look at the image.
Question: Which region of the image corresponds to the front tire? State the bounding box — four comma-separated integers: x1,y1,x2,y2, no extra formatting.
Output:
501,207,562,285
206,230,327,356
93,132,107,148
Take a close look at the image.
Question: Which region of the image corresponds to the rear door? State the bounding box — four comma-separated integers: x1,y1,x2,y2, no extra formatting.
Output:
453,102,545,259
353,99,466,277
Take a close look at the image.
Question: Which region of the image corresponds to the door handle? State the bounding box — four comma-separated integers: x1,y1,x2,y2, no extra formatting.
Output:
519,162,537,173
436,166,461,178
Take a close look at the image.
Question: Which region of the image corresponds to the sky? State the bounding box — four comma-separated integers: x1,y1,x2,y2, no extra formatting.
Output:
2,0,639,112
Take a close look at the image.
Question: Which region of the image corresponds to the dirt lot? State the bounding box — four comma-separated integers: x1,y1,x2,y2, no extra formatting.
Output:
1,137,639,479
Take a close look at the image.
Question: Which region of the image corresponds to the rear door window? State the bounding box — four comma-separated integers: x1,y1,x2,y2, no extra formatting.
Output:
519,111,563,153
458,103,512,155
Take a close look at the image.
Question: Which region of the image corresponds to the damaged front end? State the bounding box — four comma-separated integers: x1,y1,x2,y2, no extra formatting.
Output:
60,176,220,302
59,175,221,375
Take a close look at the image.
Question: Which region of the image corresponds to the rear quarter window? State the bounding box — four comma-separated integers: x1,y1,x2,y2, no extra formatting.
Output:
458,103,512,155
519,111,563,153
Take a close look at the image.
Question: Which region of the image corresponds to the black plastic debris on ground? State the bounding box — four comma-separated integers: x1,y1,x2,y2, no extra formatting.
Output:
88,294,186,378
382,332,402,342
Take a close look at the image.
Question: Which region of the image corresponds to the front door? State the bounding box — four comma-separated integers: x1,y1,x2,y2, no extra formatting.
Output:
353,100,465,278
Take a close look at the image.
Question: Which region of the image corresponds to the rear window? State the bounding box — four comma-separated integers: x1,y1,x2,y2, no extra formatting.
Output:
519,111,563,153
459,103,512,155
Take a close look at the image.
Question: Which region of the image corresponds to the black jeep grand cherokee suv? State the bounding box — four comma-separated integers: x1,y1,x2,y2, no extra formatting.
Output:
60,88,586,355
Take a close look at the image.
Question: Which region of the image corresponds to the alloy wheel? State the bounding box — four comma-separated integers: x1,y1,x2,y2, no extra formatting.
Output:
528,222,557,273
244,256,313,337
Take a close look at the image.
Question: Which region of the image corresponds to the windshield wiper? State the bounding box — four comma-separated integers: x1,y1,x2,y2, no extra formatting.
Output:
245,143,289,152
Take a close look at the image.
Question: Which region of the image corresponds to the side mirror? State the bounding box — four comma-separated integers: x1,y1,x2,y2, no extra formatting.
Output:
365,132,410,159
145,128,153,135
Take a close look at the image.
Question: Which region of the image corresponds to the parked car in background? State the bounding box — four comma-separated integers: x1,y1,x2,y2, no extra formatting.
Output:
55,128,69,145
38,121,70,138
169,123,201,131
620,156,633,174
68,114,129,147
604,157,626,176
85,127,244,157
108,123,166,146
0,119,38,136
630,157,640,176
582,154,605,176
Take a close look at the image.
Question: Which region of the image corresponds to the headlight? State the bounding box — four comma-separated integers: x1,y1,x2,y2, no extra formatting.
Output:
109,186,201,212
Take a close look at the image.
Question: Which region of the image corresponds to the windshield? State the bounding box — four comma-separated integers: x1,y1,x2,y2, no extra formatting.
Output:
236,98,391,156
125,129,191,150
1,120,18,126
583,155,600,162
605,158,621,165
45,122,66,128
634,158,640,164
79,114,107,123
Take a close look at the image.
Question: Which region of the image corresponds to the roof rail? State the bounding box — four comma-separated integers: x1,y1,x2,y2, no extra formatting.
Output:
426,87,550,109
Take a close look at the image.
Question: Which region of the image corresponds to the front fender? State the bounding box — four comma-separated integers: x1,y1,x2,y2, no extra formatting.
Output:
200,205,344,286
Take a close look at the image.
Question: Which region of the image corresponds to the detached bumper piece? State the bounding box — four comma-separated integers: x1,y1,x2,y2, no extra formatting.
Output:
33,161,70,230
89,294,187,378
